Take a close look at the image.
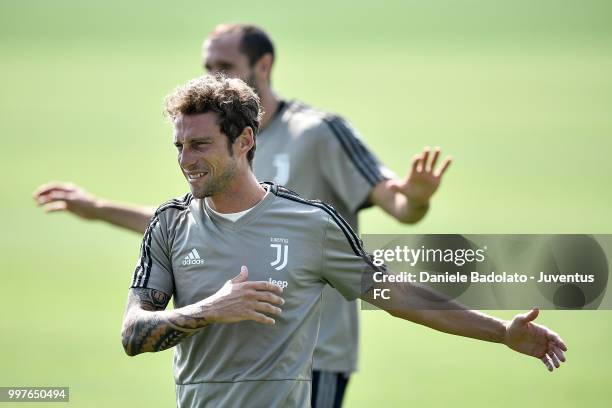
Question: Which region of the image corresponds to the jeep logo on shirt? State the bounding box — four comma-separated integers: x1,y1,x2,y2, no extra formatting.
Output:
268,278,288,289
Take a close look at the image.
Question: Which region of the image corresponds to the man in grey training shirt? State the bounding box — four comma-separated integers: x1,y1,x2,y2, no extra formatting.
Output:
35,24,454,407
121,75,567,408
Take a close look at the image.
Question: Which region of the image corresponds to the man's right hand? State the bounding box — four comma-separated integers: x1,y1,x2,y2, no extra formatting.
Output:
33,182,100,219
199,266,285,325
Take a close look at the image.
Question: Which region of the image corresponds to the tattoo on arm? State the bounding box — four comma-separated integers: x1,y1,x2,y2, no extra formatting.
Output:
121,288,209,356
135,288,170,311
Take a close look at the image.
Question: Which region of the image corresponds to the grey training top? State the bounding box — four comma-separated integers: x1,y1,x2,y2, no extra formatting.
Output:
130,184,378,408
253,100,391,372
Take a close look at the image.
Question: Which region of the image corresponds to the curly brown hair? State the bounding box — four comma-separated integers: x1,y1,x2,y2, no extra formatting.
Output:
164,75,262,165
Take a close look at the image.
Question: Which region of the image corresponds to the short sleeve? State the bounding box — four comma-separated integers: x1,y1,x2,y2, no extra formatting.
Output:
319,210,381,301
319,115,395,213
130,212,174,295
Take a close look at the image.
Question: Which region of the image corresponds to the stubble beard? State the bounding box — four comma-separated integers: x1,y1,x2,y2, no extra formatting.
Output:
192,160,238,199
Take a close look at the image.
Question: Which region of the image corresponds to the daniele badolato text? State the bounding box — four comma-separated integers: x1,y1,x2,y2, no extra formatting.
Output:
370,246,596,284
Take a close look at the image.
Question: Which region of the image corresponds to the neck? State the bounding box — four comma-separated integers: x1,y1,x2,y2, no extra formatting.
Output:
258,85,281,129
206,170,266,213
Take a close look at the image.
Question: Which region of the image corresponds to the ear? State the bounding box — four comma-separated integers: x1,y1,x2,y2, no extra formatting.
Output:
235,127,255,160
254,53,273,82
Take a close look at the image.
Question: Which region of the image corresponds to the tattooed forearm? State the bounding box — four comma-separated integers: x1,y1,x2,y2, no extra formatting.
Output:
121,288,209,356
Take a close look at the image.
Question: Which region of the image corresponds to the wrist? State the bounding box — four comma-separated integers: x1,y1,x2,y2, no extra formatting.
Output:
91,197,107,219
407,198,430,210
397,198,430,224
499,319,510,345
193,301,215,326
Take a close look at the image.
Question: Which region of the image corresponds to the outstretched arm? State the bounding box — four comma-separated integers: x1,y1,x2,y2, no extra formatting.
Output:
370,147,452,224
33,182,155,234
362,282,567,371
121,266,284,356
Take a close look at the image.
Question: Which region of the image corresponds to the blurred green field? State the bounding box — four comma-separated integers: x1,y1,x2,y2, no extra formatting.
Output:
1,1,612,407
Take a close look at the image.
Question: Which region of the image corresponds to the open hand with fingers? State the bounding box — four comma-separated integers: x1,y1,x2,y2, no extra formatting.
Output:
504,308,568,372
199,266,285,325
33,182,100,219
386,146,452,207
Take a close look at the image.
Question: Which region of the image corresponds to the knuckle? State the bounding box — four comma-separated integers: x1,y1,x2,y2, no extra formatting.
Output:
255,291,269,301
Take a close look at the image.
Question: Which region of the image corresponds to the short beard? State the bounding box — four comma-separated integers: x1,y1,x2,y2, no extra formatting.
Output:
194,160,238,199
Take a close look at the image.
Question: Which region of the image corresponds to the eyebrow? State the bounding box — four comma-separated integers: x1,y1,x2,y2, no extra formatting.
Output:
174,136,212,144
204,60,234,70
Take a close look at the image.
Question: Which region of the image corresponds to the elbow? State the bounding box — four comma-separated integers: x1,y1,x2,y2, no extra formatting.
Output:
121,323,140,357
122,343,137,357
387,308,403,319
121,338,138,357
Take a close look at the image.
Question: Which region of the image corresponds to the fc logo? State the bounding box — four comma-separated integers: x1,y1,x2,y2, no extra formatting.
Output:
270,243,289,271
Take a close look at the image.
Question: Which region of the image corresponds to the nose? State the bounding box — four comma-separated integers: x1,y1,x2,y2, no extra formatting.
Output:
179,146,197,170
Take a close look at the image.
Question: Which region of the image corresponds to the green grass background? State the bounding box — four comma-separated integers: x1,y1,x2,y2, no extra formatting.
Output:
1,0,611,406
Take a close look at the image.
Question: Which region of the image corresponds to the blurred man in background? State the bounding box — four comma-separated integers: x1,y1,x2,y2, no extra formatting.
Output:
34,24,451,408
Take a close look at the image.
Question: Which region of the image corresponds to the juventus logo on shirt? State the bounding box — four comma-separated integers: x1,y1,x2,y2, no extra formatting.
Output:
270,237,289,271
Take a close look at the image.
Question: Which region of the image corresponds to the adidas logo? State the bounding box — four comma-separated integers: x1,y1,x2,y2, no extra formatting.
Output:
182,248,204,266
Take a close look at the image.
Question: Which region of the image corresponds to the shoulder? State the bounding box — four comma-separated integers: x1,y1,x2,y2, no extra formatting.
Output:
149,193,195,229
143,193,195,247
269,183,348,229
281,100,353,141
271,184,365,256
153,193,194,218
